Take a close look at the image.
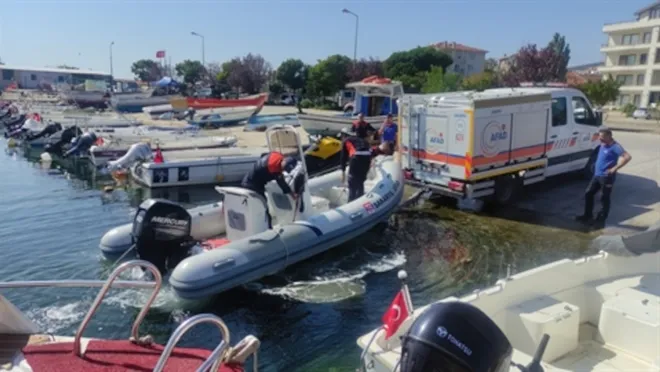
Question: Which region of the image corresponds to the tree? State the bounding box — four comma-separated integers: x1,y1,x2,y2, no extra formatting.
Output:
547,33,571,80
306,54,352,97
276,58,308,92
421,66,462,93
384,46,453,90
347,58,385,82
57,65,79,70
577,77,621,108
269,81,284,96
461,71,497,91
484,58,498,73
222,54,272,94
500,44,565,86
130,59,164,82
175,60,206,85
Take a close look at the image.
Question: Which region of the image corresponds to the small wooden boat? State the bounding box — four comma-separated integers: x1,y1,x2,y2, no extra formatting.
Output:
171,93,268,111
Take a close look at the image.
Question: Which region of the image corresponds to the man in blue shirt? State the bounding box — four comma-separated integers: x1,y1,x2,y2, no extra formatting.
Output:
576,127,632,226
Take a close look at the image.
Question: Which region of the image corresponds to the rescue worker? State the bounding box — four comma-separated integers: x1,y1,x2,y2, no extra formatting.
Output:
339,127,373,202
241,152,298,228
576,127,632,227
352,113,377,138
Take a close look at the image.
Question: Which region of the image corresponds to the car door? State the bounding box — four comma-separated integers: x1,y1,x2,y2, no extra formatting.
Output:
545,94,575,176
570,95,600,170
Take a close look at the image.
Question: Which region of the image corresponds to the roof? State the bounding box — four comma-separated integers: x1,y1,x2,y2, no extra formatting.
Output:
635,1,660,15
568,62,604,71
0,65,110,76
432,41,488,53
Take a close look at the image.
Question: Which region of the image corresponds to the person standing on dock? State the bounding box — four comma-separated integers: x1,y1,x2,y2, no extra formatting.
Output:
378,114,398,155
576,127,632,227
241,152,298,228
340,127,373,202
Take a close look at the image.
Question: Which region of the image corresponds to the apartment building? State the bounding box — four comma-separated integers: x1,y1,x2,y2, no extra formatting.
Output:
599,1,660,107
431,41,488,77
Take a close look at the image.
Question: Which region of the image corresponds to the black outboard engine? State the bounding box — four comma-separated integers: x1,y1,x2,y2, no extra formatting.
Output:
132,199,193,274
25,122,62,141
62,131,97,158
400,301,513,372
44,126,83,155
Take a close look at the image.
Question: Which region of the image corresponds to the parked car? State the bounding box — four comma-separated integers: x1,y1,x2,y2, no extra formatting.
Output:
632,108,652,120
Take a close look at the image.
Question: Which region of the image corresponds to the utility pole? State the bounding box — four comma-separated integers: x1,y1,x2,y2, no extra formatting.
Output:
191,31,205,66
342,9,359,62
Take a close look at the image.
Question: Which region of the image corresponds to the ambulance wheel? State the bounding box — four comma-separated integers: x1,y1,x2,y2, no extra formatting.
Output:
492,174,521,205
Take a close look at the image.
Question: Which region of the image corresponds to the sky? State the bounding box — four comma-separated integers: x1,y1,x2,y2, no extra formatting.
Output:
0,0,653,79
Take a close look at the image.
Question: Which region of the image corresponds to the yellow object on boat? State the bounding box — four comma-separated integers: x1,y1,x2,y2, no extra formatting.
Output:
7,138,17,147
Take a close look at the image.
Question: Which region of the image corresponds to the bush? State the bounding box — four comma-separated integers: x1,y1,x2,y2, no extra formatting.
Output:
621,103,636,117
299,98,314,108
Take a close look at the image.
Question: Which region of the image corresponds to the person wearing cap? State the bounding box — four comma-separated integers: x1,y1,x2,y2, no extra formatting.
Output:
378,114,398,155
339,126,373,202
576,127,632,227
241,152,298,228
352,113,377,139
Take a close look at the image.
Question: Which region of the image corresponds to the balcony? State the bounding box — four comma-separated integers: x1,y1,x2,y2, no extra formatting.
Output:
603,19,659,33
599,64,649,73
600,43,652,53
619,85,646,91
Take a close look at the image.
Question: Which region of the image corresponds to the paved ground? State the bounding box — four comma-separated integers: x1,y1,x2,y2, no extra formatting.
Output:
510,130,660,236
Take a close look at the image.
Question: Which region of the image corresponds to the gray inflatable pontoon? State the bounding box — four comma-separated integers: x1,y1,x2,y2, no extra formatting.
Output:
99,125,404,299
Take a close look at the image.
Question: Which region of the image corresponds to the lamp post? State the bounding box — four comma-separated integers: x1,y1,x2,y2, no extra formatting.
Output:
342,8,359,62
191,31,205,66
109,41,115,77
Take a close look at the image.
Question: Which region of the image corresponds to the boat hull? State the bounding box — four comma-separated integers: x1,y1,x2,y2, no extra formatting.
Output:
174,93,268,110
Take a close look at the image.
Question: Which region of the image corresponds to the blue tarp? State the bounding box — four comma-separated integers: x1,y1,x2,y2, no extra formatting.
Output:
154,76,179,87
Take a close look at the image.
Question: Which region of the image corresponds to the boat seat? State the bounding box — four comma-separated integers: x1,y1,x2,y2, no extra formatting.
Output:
311,196,330,213
596,274,660,362
506,296,580,363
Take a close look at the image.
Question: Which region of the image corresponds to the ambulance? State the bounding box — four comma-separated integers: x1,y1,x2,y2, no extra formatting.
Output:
398,83,604,204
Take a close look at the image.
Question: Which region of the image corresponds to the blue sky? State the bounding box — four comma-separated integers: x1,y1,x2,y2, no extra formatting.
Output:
0,0,652,79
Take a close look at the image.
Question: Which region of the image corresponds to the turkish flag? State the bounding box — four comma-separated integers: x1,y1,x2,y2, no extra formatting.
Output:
156,50,165,58
154,148,164,163
382,290,410,340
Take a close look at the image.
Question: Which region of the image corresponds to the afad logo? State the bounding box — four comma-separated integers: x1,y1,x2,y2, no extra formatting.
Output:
426,129,445,154
480,121,508,158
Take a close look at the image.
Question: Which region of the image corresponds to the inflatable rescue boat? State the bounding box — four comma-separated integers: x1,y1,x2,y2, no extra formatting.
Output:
100,125,404,299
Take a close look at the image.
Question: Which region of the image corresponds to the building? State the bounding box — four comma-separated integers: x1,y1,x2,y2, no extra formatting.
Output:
431,41,488,77
599,1,660,107
0,65,111,91
498,54,517,74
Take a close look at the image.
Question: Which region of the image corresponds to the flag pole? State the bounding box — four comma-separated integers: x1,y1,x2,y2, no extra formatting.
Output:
398,270,414,313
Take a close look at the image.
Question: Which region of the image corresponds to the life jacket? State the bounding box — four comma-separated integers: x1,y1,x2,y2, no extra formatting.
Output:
341,136,372,179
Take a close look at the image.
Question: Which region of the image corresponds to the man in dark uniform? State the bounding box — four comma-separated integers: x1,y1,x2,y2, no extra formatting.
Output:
576,127,632,227
340,127,373,202
352,113,377,137
241,152,298,228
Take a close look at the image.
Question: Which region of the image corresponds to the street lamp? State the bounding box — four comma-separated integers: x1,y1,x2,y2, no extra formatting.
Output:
109,41,115,77
342,8,359,62
191,31,205,66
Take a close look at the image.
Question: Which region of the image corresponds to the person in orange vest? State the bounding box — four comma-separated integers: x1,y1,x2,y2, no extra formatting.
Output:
241,152,298,228
339,127,373,202
352,113,377,139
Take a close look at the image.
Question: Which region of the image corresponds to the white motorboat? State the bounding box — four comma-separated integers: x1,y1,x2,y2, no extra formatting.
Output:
100,125,404,299
357,223,660,372
0,260,260,372
298,76,404,136
188,106,259,128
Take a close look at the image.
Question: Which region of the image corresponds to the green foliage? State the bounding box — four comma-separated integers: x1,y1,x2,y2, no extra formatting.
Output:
268,81,284,96
276,59,308,92
130,59,163,82
174,60,206,85
384,46,453,90
306,54,352,97
299,98,314,109
461,71,497,91
422,67,462,94
578,77,621,108
622,103,636,117
547,33,571,80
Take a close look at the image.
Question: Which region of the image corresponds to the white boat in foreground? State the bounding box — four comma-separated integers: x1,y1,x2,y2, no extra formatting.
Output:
0,260,259,372
357,223,660,371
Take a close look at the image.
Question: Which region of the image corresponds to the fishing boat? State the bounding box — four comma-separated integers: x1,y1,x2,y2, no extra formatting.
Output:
0,259,260,372
110,77,182,113
356,223,660,372
298,76,404,136
99,125,404,299
187,106,261,128
243,113,300,132
171,93,268,111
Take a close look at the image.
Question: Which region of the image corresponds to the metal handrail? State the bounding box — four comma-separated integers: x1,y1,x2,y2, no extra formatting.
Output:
0,279,156,290
153,313,230,372
72,260,162,357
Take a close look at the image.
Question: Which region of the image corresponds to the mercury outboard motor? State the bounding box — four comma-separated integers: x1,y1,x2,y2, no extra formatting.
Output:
132,199,194,274
25,122,62,141
62,131,97,158
44,126,83,156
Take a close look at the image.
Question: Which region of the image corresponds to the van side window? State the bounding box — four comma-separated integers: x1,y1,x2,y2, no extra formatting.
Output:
571,96,597,126
551,97,567,127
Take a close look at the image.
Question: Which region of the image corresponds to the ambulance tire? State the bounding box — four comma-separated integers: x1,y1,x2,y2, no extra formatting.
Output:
492,174,522,205
582,147,599,180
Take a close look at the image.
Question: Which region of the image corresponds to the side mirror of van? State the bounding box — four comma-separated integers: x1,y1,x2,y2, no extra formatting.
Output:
595,110,603,127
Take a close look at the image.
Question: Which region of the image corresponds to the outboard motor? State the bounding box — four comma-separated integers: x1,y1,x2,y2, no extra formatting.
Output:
63,131,97,158
132,199,193,274
44,126,83,155
400,301,513,372
25,122,62,141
